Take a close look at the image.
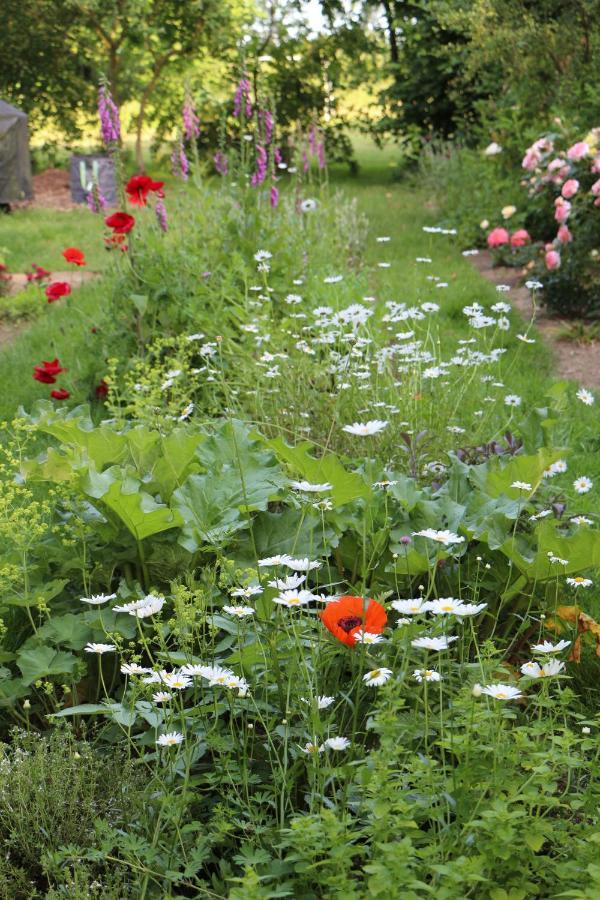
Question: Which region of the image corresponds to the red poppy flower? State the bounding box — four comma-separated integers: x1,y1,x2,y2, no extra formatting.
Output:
33,358,66,384
62,247,86,266
105,212,136,234
125,175,165,207
26,264,50,283
320,595,387,647
95,379,109,399
45,281,72,303
50,388,70,400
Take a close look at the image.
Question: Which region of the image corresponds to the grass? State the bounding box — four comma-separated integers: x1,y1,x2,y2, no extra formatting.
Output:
0,207,108,273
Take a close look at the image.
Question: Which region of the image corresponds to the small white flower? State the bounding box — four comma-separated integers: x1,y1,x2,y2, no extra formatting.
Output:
300,198,318,212
161,672,192,690
531,639,571,654
324,275,343,284
376,236,391,242
511,481,532,491
84,643,115,654
391,598,432,615
302,741,325,754
582,726,591,735
283,557,322,572
324,736,351,750
301,695,335,709
517,334,535,344
412,529,464,546
353,630,385,645
573,476,593,494
120,662,151,676
156,731,184,747
290,480,333,492
223,605,256,617
153,691,173,703
484,142,503,156
413,669,441,682
230,584,263,598
566,576,592,588
520,659,565,678
258,555,292,567
178,402,194,421
80,593,116,605
363,668,393,687
411,636,458,652
576,388,594,406
273,589,315,608
342,420,388,436
268,573,306,590
254,250,272,262
504,394,522,408
571,516,592,526
481,683,522,700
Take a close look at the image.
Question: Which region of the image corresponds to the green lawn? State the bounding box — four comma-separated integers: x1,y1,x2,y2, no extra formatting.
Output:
0,207,108,273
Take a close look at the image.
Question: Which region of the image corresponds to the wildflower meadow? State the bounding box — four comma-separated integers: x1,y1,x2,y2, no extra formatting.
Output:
1,4,600,898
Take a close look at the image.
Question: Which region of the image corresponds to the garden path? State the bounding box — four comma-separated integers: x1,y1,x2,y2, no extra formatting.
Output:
471,250,600,389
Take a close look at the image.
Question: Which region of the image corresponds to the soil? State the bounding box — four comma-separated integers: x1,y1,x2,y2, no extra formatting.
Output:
470,250,600,389
15,168,79,211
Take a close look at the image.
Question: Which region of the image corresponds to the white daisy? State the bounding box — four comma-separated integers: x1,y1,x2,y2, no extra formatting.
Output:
520,659,565,678
411,636,458,651
230,585,263,598
573,476,593,494
511,481,532,491
576,388,594,406
566,576,592,588
80,593,116,605
324,736,351,750
342,420,388,436
413,669,441,682
504,394,522,407
571,516,592,526
363,668,393,687
258,555,292,567
412,529,464,546
156,731,184,747
391,598,432,615
353,630,386,645
223,605,256,617
153,691,173,703
283,557,322,572
290,480,333,492
120,662,151,676
481,684,522,700
84,643,115,654
531,639,571,654
273,589,315,608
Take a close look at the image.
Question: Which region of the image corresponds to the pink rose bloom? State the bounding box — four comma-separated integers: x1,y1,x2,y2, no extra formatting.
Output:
557,224,572,243
545,250,561,270
561,178,579,199
554,197,571,222
548,157,566,172
567,141,589,161
592,156,600,174
487,227,510,248
591,178,600,197
522,148,541,171
510,229,530,248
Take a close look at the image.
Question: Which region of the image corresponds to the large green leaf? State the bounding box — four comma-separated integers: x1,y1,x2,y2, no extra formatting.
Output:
32,613,93,651
500,520,600,579
16,646,79,685
83,467,182,541
269,438,371,507
482,449,567,499
172,473,248,551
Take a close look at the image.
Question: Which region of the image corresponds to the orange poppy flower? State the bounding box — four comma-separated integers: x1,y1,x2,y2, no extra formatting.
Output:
320,595,387,647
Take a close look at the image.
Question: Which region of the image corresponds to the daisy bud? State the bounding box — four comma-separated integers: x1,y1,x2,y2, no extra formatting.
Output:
472,683,483,698
23,699,31,710
582,727,591,735
247,723,254,730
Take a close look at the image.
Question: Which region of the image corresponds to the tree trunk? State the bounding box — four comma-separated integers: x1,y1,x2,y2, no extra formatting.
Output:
382,0,399,64
134,57,170,171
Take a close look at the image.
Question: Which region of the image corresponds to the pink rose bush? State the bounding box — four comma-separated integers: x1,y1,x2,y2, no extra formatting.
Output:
491,128,600,316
